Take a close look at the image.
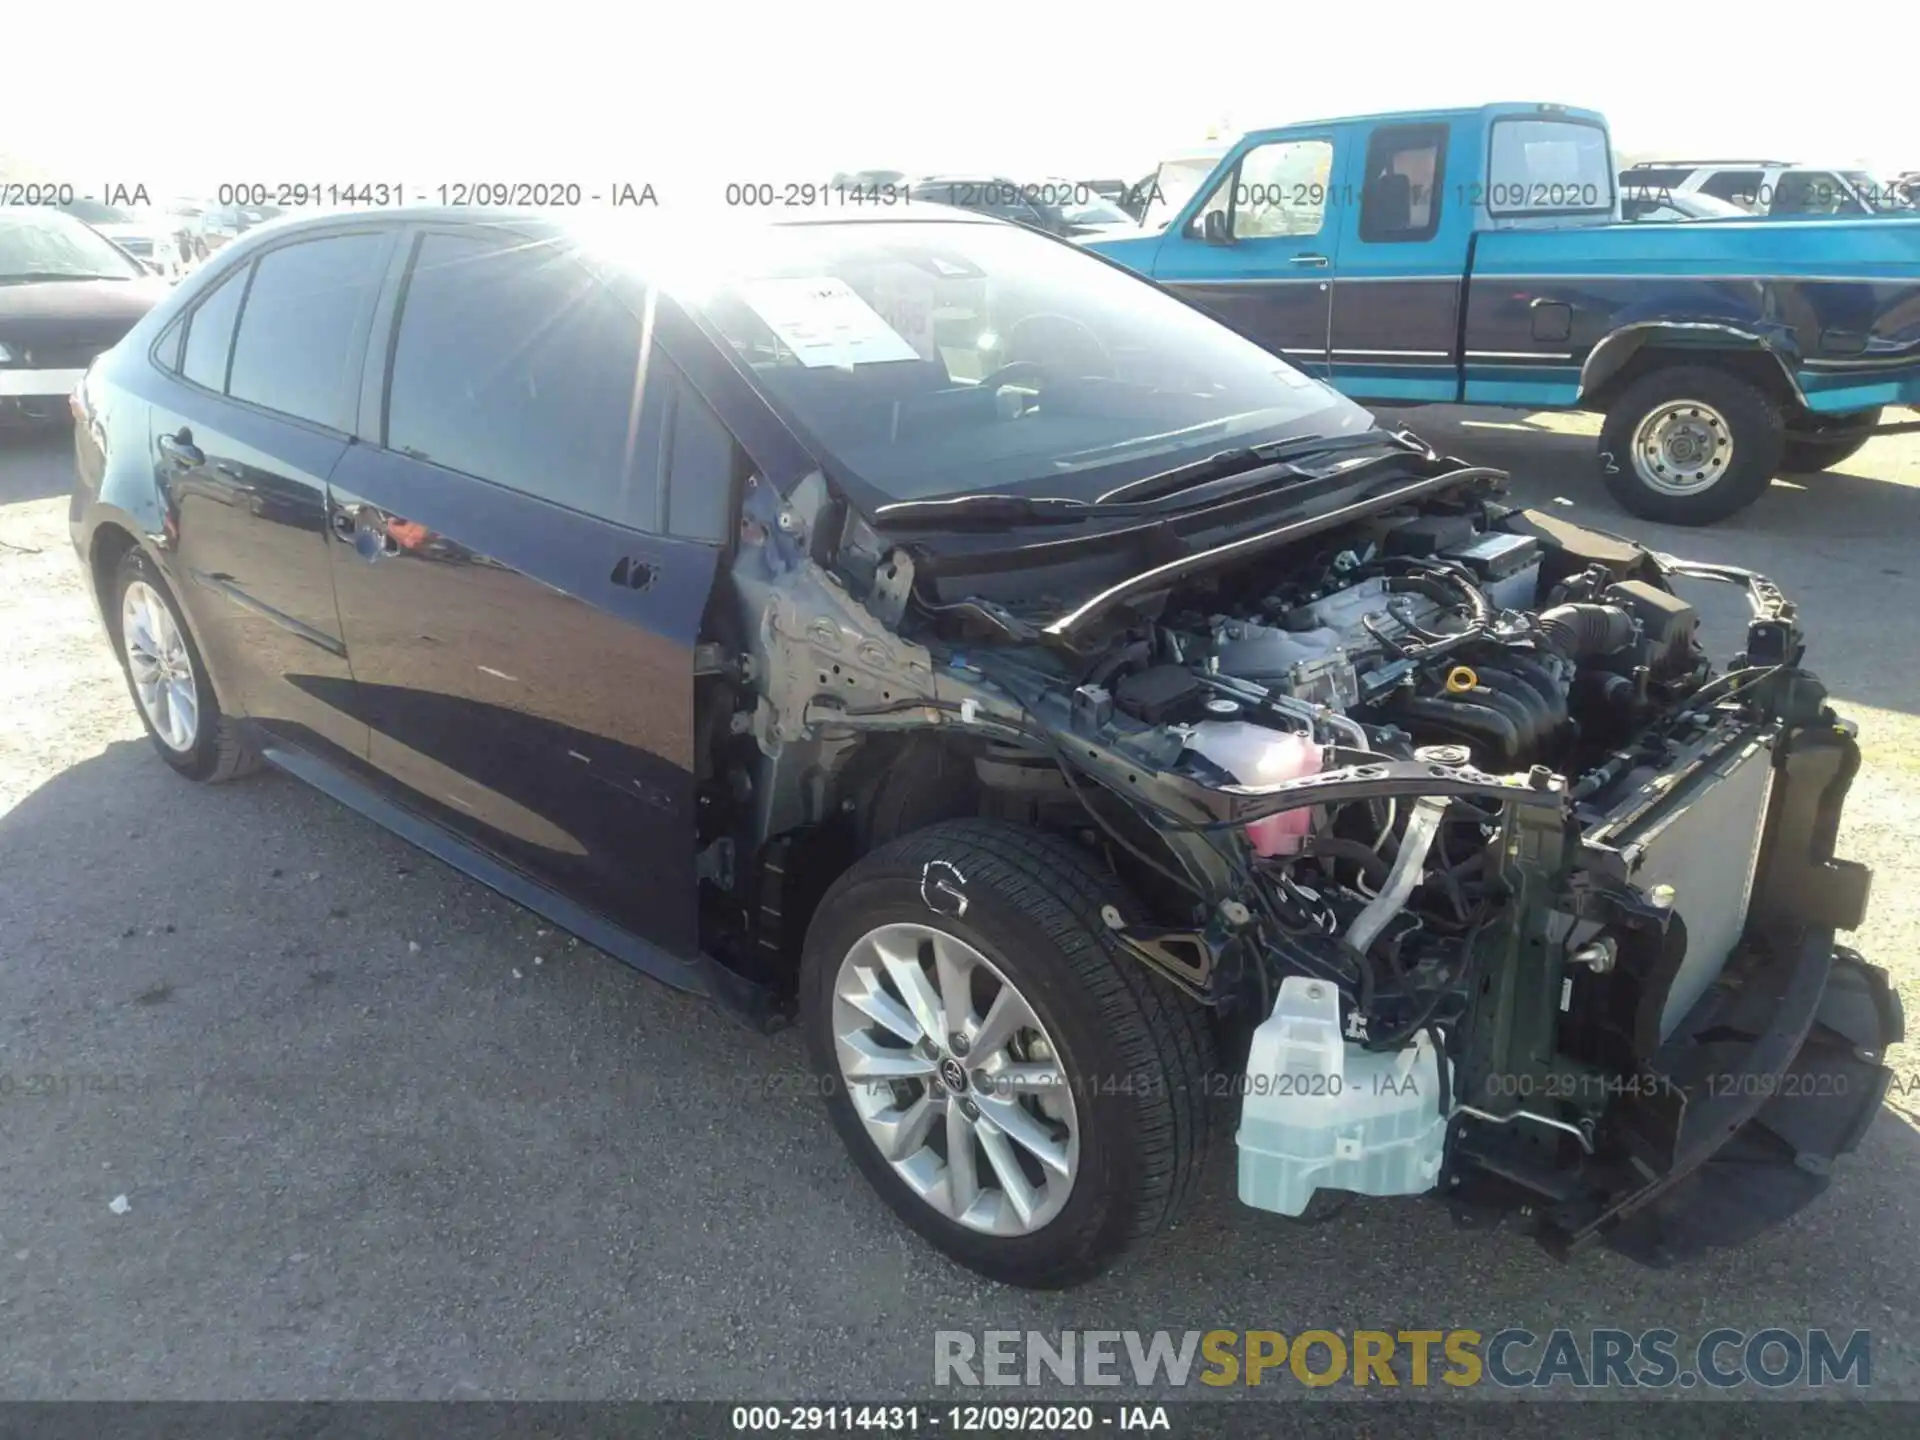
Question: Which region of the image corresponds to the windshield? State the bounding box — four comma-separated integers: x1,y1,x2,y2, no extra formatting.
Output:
1039,184,1133,227
681,219,1371,506
1139,158,1222,231
0,210,147,281
1485,119,1614,216
60,198,138,225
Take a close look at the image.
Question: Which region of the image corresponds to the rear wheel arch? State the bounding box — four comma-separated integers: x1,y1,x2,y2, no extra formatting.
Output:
107,547,260,782
89,522,141,634
1580,332,1799,414
88,523,236,714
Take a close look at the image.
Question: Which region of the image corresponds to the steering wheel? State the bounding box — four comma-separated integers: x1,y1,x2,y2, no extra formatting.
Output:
973,358,1046,392
1005,312,1117,377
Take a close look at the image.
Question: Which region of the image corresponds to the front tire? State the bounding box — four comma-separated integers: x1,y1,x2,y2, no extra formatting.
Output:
1782,408,1880,473
801,819,1215,1288
111,549,259,782
1598,366,1784,525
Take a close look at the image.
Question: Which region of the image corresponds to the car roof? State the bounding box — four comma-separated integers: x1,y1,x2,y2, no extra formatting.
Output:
210,202,1005,243
1242,101,1608,136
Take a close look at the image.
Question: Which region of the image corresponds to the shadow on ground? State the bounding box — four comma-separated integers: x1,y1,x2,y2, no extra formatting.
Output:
0,424,75,507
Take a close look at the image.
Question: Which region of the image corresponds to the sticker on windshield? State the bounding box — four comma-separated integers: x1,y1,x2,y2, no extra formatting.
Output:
737,277,921,368
868,265,940,361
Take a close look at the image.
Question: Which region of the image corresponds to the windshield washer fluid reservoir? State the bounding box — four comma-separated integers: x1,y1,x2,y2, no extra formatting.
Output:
1182,720,1321,856
1237,976,1451,1216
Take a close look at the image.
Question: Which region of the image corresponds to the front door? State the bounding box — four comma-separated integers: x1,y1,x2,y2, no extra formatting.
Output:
326,227,719,955
1146,134,1340,376
1325,122,1463,403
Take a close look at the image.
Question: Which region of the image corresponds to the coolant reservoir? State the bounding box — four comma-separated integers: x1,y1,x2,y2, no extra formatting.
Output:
1237,976,1451,1217
1182,720,1321,856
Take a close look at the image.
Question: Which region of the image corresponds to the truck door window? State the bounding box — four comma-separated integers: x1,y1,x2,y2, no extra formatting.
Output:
1194,140,1334,240
1358,124,1447,242
1697,169,1764,211
1484,119,1612,216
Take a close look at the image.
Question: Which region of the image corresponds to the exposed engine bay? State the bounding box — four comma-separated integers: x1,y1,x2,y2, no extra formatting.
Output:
709,462,1896,1261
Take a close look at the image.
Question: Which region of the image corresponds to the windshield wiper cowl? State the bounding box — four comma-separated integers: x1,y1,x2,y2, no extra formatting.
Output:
1095,426,1428,507
873,493,1091,529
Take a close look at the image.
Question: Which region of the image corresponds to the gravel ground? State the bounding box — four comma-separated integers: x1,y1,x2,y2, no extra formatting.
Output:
2,412,1918,1401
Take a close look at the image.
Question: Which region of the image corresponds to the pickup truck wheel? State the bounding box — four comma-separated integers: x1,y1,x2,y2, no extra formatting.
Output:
1782,408,1880,473
1598,367,1783,524
800,818,1215,1288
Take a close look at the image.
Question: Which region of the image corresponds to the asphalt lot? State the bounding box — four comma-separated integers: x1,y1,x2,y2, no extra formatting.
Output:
4,411,1919,1401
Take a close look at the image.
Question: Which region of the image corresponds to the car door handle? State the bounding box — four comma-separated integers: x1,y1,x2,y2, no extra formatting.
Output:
1289,254,1330,267
157,430,204,467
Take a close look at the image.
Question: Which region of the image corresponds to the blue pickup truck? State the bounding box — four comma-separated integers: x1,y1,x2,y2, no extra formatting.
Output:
1085,103,1920,524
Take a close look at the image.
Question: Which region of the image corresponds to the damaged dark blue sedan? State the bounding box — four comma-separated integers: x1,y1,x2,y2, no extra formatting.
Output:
67,204,1899,1286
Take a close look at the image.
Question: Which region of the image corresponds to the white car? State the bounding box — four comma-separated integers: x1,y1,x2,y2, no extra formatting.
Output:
1619,188,1751,223
1619,159,1906,217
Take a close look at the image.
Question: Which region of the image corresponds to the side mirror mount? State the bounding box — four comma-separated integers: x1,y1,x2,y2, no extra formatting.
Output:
1201,208,1232,245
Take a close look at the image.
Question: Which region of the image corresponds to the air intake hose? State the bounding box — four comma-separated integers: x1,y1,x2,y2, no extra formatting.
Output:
1537,603,1636,661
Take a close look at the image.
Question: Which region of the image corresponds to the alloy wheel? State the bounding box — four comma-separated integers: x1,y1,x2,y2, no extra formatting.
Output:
121,580,199,752
831,922,1079,1236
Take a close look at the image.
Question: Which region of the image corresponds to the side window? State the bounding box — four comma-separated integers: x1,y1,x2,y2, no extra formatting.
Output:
227,233,390,429
1195,140,1334,240
178,268,247,392
1774,171,1865,216
660,367,739,544
1698,169,1764,210
385,233,652,527
1359,124,1447,242
154,317,186,374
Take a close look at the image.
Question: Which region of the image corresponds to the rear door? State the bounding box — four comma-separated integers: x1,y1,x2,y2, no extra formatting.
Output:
324,227,725,955
145,227,394,766
1143,131,1341,376
1327,121,1462,401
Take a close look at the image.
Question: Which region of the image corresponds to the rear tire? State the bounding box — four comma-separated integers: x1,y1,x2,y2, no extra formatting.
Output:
1782,408,1880,473
1598,365,1784,525
800,819,1215,1288
111,549,259,783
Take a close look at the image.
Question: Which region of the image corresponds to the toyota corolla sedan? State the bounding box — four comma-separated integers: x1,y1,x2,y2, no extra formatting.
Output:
69,205,1897,1287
